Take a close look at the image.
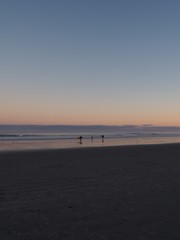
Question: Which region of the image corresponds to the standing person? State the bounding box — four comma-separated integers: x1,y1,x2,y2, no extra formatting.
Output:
101,135,104,143
79,136,82,144
91,135,93,142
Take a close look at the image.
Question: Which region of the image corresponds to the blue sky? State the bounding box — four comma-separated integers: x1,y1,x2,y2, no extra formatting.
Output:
1,0,180,125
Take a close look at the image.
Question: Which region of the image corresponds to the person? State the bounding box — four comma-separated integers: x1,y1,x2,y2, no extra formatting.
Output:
77,136,83,144
91,135,93,142
101,135,104,143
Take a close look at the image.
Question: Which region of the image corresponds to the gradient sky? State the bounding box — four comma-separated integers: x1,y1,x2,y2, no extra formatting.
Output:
1,0,180,125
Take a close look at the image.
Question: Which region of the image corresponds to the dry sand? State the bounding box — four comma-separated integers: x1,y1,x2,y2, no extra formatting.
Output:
1,144,180,239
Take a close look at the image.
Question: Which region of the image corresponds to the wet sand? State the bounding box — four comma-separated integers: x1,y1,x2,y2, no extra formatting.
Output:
1,143,180,239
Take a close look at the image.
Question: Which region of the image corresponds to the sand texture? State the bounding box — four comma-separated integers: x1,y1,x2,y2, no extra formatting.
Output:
1,144,180,239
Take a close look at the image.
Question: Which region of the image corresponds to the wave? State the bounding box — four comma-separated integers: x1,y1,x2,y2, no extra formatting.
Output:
1,132,180,141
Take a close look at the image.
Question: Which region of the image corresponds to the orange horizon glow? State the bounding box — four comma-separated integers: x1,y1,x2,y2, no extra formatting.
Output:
1,116,180,127
1,103,180,126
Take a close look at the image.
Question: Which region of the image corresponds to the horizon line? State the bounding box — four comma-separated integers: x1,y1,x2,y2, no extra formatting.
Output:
1,124,180,128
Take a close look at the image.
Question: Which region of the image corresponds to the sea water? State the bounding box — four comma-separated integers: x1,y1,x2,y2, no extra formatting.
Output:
1,125,180,151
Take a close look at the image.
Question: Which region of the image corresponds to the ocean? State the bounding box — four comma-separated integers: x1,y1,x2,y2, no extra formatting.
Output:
1,125,180,151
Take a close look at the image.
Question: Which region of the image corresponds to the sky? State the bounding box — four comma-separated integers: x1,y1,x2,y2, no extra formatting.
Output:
1,0,180,126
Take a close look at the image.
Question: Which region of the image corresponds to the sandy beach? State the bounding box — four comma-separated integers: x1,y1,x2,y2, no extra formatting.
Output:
1,143,180,239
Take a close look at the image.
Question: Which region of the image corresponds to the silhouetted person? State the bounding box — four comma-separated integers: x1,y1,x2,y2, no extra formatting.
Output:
101,135,104,143
77,136,83,144
91,135,93,142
